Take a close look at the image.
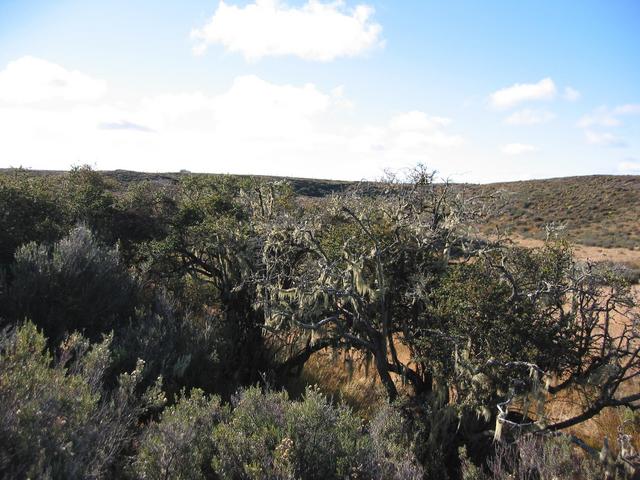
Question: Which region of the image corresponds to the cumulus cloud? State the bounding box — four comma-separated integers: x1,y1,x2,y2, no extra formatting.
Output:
98,121,155,132
211,75,330,138
584,131,626,147
1,56,467,180
563,86,581,101
351,111,463,154
388,111,452,131
577,108,620,128
190,0,383,61
0,56,107,104
613,103,640,115
490,78,556,109
577,103,639,147
505,108,555,125
501,143,536,155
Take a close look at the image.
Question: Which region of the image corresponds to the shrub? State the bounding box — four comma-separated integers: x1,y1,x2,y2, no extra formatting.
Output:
209,386,416,480
3,226,138,343
0,322,164,479
284,387,371,479
0,171,67,269
212,387,291,479
368,404,424,480
461,434,604,480
111,290,240,400
133,389,224,480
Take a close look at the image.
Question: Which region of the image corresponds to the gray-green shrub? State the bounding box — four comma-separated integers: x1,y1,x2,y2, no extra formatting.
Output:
0,322,164,479
133,389,224,480
4,225,138,343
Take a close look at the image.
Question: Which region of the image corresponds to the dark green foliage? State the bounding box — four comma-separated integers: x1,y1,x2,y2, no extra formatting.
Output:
0,167,638,479
461,434,604,480
111,292,239,399
136,385,422,480
3,226,138,343
0,170,67,268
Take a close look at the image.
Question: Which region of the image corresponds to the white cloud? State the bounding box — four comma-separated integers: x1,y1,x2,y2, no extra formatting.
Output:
505,108,555,125
577,108,620,128
490,78,556,109
389,111,452,131
577,103,639,148
584,131,626,147
190,0,383,61
613,103,640,115
0,56,107,104
618,160,640,173
351,111,463,153
0,56,467,181
501,143,536,155
212,75,331,138
578,103,640,128
98,120,154,132
563,86,581,101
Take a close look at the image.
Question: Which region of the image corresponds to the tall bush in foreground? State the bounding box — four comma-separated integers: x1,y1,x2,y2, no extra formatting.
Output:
133,388,224,480
0,322,164,479
3,225,138,343
134,386,422,480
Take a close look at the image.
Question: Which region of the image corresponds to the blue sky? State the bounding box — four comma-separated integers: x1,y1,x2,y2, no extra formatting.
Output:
0,0,639,182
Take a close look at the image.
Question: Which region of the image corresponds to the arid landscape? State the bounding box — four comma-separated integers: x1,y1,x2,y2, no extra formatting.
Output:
2,1,639,478
1,167,639,479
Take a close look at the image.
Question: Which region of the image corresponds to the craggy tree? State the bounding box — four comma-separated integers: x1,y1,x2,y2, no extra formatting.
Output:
257,166,491,400
256,166,640,472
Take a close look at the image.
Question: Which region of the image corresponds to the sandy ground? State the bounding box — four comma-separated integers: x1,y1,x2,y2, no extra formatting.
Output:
513,236,640,265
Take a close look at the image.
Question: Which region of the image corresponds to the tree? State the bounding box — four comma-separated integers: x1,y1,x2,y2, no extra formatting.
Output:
142,175,296,389
257,166,490,400
256,166,640,472
0,169,67,269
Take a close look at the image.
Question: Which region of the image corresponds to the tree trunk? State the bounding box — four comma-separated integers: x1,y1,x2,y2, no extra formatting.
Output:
374,345,399,402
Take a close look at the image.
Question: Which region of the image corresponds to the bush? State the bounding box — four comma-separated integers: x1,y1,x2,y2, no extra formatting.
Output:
461,434,604,480
3,226,138,343
0,322,164,479
368,404,425,480
284,387,371,479
111,291,238,399
133,389,224,480
135,385,422,480
0,171,67,269
212,387,291,479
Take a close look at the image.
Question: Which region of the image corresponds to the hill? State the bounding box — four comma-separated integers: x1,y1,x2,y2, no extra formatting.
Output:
2,169,639,250
472,175,640,250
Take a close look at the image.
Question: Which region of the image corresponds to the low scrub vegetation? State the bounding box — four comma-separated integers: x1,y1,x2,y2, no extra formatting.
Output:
0,166,638,479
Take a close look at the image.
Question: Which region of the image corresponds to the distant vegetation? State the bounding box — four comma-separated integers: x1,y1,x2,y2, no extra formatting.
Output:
473,175,640,250
0,166,639,479
6,168,639,249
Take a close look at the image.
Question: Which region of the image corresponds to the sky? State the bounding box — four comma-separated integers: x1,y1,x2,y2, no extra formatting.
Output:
0,0,639,183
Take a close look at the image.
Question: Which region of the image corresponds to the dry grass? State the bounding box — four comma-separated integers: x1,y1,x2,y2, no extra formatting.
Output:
473,175,640,250
287,349,387,418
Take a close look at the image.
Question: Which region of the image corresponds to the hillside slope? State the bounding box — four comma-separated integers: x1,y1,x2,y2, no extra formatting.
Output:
2,169,639,249
473,175,640,250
